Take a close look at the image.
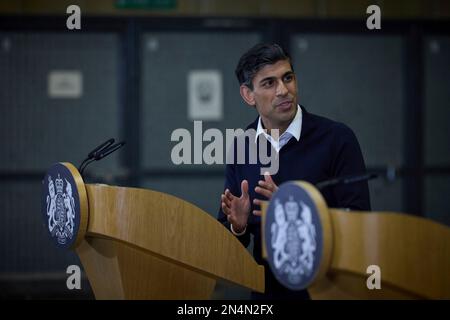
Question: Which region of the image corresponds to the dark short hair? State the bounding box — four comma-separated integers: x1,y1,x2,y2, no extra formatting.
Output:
235,43,293,89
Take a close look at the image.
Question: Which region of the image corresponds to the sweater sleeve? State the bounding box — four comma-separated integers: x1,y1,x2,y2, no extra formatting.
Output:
217,162,252,248
330,123,371,211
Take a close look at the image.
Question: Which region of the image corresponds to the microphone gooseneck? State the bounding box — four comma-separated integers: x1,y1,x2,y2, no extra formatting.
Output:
78,138,126,176
315,173,378,190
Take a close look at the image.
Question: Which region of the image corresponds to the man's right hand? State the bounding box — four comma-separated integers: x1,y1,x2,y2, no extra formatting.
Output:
221,180,250,233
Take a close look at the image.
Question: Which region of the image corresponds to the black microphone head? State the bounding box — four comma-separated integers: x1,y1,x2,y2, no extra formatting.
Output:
88,138,115,159
94,141,126,161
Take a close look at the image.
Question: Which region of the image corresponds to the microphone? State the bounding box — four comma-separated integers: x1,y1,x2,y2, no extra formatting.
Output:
88,138,115,159
94,141,126,161
78,138,126,176
315,173,378,190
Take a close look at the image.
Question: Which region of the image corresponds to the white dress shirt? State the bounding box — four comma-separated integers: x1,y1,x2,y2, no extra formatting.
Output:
255,104,302,152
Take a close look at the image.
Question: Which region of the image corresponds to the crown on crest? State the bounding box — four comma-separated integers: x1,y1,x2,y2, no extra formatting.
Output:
285,196,299,220
55,174,64,193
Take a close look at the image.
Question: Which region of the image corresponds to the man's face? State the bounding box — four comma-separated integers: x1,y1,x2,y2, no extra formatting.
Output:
242,59,298,131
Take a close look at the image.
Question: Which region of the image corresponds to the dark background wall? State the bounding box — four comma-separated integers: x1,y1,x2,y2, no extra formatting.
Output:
0,0,449,299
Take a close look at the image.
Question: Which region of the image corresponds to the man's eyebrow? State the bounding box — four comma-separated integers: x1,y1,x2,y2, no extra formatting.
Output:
259,71,295,84
283,71,295,77
259,76,276,84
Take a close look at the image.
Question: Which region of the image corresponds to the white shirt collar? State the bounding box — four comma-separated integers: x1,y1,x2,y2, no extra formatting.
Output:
255,105,302,150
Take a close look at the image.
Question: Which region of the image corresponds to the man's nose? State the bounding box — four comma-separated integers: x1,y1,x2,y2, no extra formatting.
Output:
276,80,288,96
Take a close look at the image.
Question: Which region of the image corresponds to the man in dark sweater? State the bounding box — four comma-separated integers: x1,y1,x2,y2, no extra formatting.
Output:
217,43,371,299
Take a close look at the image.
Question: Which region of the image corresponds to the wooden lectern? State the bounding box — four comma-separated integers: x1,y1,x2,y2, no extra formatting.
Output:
44,163,264,299
261,181,450,300
43,163,449,299
307,208,450,299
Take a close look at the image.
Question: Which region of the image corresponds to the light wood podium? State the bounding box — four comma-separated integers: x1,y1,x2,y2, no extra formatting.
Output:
261,181,450,300
310,209,450,299
44,163,449,299
49,163,264,299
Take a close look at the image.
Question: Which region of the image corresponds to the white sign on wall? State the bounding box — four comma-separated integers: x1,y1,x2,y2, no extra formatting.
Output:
48,70,83,98
187,70,223,121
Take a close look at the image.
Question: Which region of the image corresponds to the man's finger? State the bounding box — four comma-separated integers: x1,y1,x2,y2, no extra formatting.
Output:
264,173,278,191
264,172,274,183
258,180,273,191
222,201,232,216
241,180,249,199
222,202,230,215
221,194,231,207
224,189,234,202
253,198,262,206
255,186,272,199
253,210,261,216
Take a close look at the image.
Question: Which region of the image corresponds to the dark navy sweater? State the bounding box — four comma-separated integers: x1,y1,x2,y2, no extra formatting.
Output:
217,105,371,299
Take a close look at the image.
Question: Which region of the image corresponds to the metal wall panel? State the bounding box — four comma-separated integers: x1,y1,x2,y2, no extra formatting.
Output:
290,34,405,211
0,32,121,171
141,32,261,170
368,178,404,213
291,34,404,167
424,36,450,167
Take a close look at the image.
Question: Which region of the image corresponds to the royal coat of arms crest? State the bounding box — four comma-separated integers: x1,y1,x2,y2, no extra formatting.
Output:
46,174,76,245
270,196,317,286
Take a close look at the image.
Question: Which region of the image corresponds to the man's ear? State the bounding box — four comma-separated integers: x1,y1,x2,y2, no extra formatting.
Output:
240,84,256,107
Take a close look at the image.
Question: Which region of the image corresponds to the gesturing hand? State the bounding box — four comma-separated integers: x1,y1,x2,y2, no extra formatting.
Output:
253,172,278,216
221,180,251,233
